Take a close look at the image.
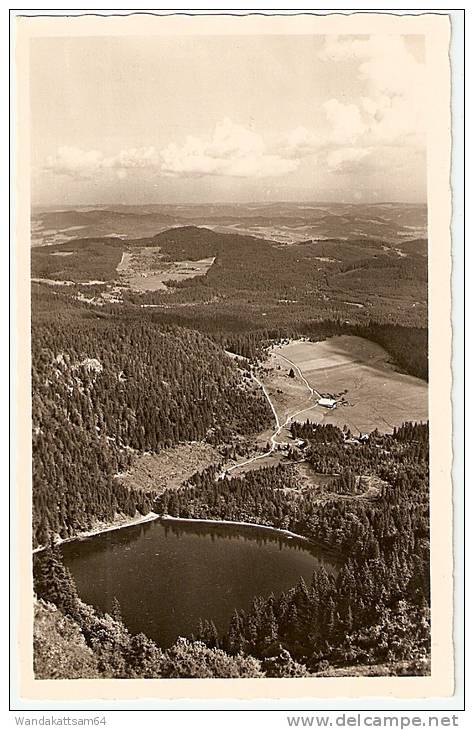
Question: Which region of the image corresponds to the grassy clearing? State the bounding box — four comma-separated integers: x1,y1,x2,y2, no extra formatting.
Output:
263,335,428,435
294,463,386,502
295,462,337,492
117,247,215,292
116,442,219,494
256,357,311,426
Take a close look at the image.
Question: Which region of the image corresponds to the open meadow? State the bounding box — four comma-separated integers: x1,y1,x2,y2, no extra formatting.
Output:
263,335,428,435
117,247,215,292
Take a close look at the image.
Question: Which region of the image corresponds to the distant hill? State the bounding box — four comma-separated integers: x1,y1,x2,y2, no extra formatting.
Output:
31,201,427,247
31,223,428,336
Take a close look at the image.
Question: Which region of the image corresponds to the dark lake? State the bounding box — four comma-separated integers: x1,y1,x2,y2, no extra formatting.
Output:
60,518,338,648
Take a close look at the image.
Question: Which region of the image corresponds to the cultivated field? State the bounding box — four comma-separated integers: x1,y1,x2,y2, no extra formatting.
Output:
262,335,428,435
117,247,215,292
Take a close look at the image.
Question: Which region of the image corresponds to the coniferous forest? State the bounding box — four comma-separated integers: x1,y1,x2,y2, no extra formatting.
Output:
32,315,272,546
31,222,430,680
22,10,449,695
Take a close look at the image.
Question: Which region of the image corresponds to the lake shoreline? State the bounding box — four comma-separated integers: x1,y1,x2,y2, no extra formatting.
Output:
161,516,342,561
32,511,159,554
160,515,312,543
33,510,339,559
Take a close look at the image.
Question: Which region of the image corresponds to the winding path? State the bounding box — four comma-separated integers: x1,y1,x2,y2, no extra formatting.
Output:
274,352,323,399
219,351,322,478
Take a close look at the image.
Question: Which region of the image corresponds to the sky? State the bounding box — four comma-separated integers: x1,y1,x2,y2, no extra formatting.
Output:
30,34,427,206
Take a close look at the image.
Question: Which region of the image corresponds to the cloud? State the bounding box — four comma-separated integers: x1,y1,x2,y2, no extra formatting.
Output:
44,146,106,179
281,126,321,159
44,145,162,180
160,118,299,178
326,146,371,173
318,35,426,147
43,37,426,189
282,102,368,160
111,146,161,170
323,99,367,144
44,120,300,181
40,34,426,196
318,35,424,95
325,143,426,181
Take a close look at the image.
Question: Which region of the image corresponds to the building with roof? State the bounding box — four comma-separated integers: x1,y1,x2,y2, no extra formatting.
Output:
318,397,337,409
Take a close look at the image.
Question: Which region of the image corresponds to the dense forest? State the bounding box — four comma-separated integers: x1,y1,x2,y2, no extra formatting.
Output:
31,221,428,380
156,423,429,557
32,316,271,546
32,224,428,334
34,422,430,677
32,280,428,380
31,221,430,678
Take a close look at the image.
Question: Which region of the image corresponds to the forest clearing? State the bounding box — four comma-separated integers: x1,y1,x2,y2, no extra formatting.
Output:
260,336,428,436
117,247,215,291
116,442,220,494
219,335,428,480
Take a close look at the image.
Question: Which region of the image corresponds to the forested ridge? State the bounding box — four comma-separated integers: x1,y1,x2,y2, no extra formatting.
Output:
32,281,428,380
32,223,428,372
123,227,427,330
32,317,271,546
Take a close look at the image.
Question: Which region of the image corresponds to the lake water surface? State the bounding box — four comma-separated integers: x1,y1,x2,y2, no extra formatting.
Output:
60,518,337,648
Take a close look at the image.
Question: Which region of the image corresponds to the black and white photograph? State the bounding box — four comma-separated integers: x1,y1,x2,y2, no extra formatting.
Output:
11,9,459,704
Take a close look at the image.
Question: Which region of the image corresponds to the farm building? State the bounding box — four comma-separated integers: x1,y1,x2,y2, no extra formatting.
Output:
318,397,337,409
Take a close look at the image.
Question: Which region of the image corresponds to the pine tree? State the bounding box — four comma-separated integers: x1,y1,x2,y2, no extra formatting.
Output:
111,596,123,623
225,610,244,655
33,548,79,618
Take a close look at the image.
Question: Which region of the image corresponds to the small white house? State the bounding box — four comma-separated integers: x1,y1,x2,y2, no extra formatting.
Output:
318,397,337,409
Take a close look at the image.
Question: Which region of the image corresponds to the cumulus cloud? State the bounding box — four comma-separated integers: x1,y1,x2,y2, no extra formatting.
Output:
318,35,426,148
282,102,368,161
44,120,301,180
44,146,106,179
323,99,367,144
318,34,424,95
281,126,321,158
160,118,299,178
44,144,164,180
43,36,425,189
110,146,161,170
39,34,427,197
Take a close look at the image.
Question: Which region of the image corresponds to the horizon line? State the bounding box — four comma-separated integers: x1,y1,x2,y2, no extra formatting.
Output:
31,199,428,210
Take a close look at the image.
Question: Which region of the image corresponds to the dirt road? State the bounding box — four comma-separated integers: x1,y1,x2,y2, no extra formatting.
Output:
218,358,321,479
